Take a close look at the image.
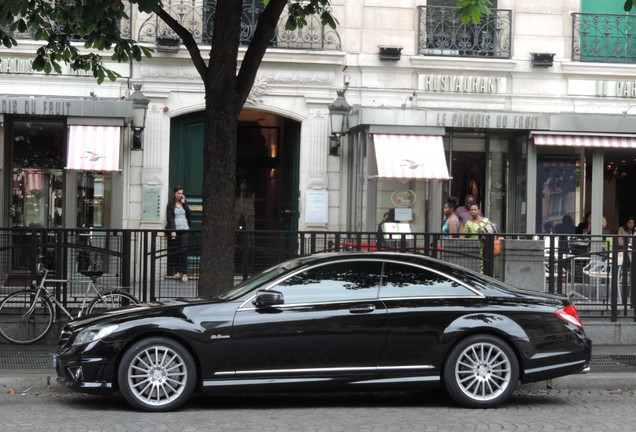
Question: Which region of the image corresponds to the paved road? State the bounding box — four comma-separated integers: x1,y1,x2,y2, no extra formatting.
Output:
1,383,636,432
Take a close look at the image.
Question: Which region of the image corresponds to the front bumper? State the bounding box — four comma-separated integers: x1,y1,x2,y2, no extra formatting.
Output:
53,349,116,395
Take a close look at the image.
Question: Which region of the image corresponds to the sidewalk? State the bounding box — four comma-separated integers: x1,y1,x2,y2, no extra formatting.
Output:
1,344,636,394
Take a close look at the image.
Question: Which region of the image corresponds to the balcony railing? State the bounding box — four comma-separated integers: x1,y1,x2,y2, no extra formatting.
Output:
6,1,340,51
417,5,512,58
572,12,636,63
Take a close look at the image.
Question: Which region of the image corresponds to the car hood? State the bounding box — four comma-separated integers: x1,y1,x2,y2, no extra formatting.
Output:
67,297,223,329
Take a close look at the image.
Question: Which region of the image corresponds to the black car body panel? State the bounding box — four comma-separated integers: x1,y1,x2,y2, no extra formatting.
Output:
54,252,592,409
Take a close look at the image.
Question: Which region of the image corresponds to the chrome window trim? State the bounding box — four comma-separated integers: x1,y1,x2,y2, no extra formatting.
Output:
238,257,484,310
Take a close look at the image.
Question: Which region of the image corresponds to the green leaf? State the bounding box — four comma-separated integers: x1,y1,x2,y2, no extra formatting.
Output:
96,69,105,85
106,69,120,81
32,55,45,70
626,0,634,11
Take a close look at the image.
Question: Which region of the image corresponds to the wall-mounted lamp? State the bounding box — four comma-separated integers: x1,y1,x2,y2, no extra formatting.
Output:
327,85,352,156
127,84,150,150
531,52,555,67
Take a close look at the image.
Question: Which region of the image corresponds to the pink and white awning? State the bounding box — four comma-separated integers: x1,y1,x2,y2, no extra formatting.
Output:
373,134,450,180
66,125,121,171
533,133,636,148
23,169,44,193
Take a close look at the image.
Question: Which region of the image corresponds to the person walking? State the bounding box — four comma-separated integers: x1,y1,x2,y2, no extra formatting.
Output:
442,196,462,238
166,185,191,282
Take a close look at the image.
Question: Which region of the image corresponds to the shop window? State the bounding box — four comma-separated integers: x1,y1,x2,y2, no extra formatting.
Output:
536,155,580,233
10,119,65,228
77,172,111,228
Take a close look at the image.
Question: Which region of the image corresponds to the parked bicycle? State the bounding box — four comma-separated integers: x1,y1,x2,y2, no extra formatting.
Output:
0,256,139,345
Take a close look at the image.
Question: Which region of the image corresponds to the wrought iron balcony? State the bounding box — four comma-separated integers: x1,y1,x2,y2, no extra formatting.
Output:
572,12,636,63
417,5,512,59
6,0,340,51
126,0,341,51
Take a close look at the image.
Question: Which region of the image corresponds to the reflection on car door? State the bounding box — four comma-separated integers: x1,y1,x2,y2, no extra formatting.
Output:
378,262,479,369
231,259,387,375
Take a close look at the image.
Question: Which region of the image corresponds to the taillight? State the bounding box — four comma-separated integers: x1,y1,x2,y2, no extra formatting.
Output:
556,304,583,328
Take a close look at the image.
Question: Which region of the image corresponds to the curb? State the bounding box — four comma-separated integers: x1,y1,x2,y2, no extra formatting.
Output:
521,372,636,391
0,371,71,394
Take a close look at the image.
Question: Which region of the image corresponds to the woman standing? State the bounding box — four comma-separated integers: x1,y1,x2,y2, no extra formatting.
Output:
462,203,493,273
442,196,462,237
166,186,191,282
463,203,491,238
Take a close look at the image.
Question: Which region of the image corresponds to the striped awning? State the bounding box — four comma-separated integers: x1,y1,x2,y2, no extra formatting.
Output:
66,125,121,171
533,133,636,148
22,169,44,193
373,134,450,180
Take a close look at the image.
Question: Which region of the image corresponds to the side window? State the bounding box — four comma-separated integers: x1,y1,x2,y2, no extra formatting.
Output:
272,260,382,304
380,262,477,298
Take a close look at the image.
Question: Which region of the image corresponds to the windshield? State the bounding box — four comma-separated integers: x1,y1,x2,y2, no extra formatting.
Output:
218,258,307,301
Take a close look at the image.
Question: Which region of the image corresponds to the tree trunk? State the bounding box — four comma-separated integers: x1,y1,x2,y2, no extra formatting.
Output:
197,0,290,297
198,0,244,297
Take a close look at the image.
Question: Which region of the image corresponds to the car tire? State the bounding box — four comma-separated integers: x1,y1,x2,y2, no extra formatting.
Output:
443,334,519,408
118,337,196,412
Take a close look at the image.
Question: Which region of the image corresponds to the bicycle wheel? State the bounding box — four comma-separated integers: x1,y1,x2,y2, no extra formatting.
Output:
86,291,139,315
0,290,54,344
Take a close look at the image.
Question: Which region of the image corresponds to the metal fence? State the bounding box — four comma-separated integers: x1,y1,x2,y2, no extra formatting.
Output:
0,228,633,321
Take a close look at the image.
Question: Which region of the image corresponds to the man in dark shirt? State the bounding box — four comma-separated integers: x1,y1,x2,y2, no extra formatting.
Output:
456,194,481,227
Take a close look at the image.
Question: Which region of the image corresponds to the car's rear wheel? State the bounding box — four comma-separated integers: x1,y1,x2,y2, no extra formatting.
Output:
443,334,519,408
118,337,196,412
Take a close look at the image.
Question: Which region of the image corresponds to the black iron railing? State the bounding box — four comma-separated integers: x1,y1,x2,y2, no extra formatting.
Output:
6,1,341,50
572,12,636,63
131,0,341,50
0,228,633,321
417,5,512,58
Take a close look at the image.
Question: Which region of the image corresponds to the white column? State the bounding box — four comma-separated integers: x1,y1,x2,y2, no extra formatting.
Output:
299,108,330,230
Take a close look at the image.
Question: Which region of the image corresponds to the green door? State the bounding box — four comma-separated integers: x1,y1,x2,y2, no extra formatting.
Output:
169,114,204,230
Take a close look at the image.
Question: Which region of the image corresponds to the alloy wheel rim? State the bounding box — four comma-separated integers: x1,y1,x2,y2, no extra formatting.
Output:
127,346,188,406
454,342,511,401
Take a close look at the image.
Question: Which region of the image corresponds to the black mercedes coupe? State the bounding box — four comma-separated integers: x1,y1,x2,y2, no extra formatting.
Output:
54,252,591,411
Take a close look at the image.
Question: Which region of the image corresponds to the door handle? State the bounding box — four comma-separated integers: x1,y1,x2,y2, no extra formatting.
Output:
349,304,376,314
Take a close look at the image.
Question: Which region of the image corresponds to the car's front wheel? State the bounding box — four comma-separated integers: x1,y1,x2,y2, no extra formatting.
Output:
443,334,519,408
118,337,196,411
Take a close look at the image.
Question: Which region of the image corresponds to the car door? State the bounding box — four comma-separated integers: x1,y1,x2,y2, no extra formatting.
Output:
231,259,387,376
378,261,481,369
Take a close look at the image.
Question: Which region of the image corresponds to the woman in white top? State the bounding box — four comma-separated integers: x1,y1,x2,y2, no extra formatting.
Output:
166,186,191,282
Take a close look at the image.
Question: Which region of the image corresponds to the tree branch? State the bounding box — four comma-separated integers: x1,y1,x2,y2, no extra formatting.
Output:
156,7,208,80
236,0,288,105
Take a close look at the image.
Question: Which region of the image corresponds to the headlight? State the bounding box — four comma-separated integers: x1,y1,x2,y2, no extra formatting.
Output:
72,323,119,346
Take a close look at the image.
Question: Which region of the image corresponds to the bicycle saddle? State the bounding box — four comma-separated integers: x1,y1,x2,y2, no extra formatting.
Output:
80,270,104,278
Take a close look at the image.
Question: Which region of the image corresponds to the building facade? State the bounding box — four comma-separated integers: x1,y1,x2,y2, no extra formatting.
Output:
1,0,636,237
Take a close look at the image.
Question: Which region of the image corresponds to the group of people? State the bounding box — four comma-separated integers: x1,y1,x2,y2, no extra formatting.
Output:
442,194,492,238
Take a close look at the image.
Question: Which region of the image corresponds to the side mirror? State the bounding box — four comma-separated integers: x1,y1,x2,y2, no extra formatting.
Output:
252,290,284,307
